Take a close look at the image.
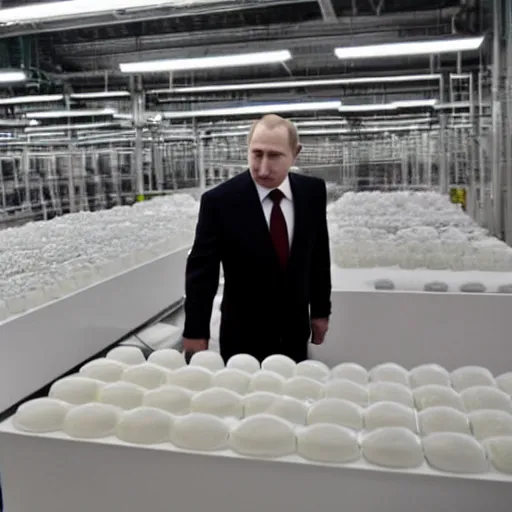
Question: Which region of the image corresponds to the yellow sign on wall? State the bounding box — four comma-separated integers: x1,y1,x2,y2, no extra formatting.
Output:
450,188,466,210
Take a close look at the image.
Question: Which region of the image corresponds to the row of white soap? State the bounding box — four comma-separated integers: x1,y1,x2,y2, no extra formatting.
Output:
75,357,512,414
104,346,512,394
12,398,512,476
0,238,186,320
32,380,512,442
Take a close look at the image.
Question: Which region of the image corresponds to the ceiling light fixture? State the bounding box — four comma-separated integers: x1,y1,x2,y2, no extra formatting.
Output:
339,99,438,113
25,108,117,119
70,91,130,99
149,73,441,94
0,94,63,105
0,0,230,24
334,36,485,60
161,100,342,119
0,70,27,83
120,50,292,74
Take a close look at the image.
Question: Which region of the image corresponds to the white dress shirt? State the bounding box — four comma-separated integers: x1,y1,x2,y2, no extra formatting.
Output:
253,175,295,248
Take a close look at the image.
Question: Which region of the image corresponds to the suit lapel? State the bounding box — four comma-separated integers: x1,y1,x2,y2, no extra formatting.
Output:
288,171,307,264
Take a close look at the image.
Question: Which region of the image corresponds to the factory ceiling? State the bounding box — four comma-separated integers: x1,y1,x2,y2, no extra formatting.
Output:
0,0,486,94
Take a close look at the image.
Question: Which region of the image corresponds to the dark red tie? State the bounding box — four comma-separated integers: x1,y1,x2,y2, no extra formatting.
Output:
268,189,289,269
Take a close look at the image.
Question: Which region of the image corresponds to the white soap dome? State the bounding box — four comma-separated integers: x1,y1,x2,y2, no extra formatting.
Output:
121,363,168,389
229,414,296,458
99,381,145,410
148,349,186,371
331,362,368,385
226,353,260,375
191,387,243,418
266,395,308,425
409,364,451,389
171,413,229,451
143,385,193,415
49,376,101,405
497,372,512,395
364,401,417,432
361,427,424,469
13,398,71,433
418,406,471,436
451,366,496,392
295,360,330,382
413,385,465,412
261,354,296,379
483,436,512,474
167,365,213,391
282,376,324,401
423,432,488,474
469,409,512,440
63,403,120,439
369,362,409,387
249,370,285,394
189,350,225,372
297,423,360,464
79,358,127,382
116,407,172,444
368,382,414,408
461,386,512,413
307,398,363,430
212,368,251,395
243,392,279,417
106,346,146,366
324,378,368,407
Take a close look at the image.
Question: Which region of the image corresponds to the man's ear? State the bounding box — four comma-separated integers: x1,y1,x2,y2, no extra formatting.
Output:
295,143,303,158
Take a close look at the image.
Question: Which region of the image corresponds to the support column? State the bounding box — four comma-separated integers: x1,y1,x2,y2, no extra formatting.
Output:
132,75,145,201
491,0,503,237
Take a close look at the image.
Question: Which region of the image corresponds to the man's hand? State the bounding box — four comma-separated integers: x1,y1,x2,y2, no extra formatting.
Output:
182,338,208,354
310,317,329,345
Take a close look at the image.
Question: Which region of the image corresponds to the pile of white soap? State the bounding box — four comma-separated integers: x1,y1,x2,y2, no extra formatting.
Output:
12,349,512,476
328,191,512,271
0,194,198,321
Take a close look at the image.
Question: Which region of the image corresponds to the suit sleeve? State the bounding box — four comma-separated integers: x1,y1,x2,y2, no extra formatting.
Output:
182,191,221,340
310,180,332,319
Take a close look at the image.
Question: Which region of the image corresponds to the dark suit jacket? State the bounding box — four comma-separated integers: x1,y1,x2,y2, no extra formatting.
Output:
183,170,331,363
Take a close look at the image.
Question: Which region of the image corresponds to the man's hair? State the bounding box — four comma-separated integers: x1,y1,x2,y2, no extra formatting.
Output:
247,114,299,150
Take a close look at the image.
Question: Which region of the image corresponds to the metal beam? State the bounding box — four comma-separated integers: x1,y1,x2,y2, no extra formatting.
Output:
317,0,337,20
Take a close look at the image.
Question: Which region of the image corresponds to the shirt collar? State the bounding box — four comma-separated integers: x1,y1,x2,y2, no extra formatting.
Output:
253,174,292,203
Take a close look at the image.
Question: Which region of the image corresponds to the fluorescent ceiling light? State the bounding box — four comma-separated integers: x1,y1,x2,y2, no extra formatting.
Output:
70,91,130,99
162,100,342,119
339,99,437,113
120,50,291,74
297,120,347,126
26,108,117,119
204,125,431,137
25,121,124,133
0,0,231,24
334,36,484,59
0,94,63,105
0,70,26,83
300,125,428,135
150,73,441,94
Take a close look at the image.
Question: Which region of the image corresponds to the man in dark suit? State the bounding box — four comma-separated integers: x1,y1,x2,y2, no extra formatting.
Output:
182,114,331,363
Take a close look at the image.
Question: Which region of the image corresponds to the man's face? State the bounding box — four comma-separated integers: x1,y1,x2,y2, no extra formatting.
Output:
248,123,300,189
